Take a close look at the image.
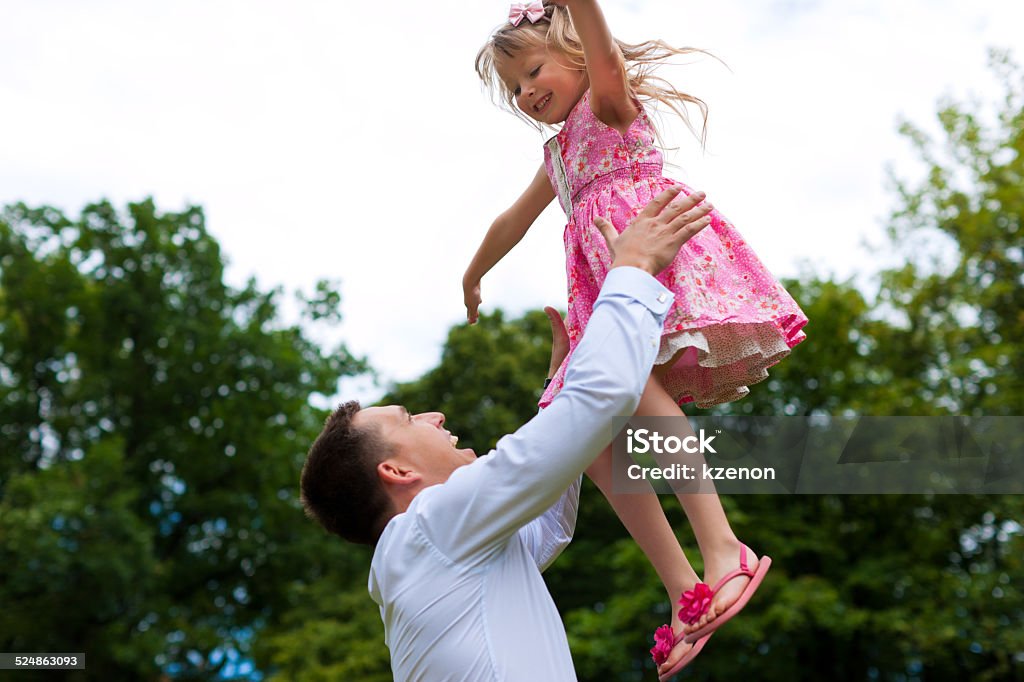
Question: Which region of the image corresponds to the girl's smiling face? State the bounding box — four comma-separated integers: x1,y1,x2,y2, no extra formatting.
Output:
498,46,588,125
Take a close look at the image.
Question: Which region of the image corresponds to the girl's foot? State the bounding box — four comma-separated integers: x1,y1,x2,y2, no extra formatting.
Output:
656,632,712,682
651,579,700,674
679,541,770,641
655,608,696,671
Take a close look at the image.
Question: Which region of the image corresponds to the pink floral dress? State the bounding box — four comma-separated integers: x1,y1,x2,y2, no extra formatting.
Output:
539,90,808,408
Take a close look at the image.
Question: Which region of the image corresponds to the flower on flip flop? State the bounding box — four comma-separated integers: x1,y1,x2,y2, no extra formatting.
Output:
677,582,714,624
650,625,675,665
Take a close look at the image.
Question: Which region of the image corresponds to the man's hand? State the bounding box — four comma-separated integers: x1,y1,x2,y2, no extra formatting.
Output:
543,306,569,381
594,187,712,276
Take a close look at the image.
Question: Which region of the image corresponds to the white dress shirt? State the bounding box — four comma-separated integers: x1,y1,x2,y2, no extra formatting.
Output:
368,267,673,681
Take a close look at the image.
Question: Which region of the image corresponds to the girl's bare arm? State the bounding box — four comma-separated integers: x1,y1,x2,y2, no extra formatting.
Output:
558,0,638,133
463,164,555,322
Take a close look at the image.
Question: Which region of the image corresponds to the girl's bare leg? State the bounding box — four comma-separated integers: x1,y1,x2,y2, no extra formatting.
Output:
640,372,764,639
584,375,703,667
587,371,766,670
585,434,699,597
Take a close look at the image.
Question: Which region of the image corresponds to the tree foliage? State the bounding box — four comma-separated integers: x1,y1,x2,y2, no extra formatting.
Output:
879,49,1024,416
711,51,1023,421
0,199,366,679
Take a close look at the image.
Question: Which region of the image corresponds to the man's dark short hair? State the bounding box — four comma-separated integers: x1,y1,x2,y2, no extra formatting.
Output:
300,401,395,545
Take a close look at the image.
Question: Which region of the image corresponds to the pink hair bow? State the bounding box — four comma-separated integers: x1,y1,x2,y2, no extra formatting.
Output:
508,1,546,26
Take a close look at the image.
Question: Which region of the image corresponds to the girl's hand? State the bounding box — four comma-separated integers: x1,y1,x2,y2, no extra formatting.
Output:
463,277,482,324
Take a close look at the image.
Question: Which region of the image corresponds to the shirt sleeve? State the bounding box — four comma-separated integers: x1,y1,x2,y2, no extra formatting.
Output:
412,267,674,567
517,475,581,572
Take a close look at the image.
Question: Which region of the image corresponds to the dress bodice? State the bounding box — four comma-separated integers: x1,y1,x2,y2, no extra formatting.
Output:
543,90,664,218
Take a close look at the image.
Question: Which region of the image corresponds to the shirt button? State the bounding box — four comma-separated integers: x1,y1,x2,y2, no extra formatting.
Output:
657,292,668,303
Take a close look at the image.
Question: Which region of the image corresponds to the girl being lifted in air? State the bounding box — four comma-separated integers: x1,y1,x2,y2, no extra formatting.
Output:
467,1,808,678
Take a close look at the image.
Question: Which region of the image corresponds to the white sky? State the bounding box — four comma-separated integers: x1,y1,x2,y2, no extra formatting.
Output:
2,0,1021,404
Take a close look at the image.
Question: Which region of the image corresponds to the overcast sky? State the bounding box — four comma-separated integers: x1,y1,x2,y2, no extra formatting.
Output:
2,0,1021,404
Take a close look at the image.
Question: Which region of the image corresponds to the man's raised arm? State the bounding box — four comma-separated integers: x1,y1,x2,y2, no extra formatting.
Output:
415,188,713,564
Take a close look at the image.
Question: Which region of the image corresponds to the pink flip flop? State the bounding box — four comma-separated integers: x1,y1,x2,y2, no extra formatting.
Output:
680,544,771,644
651,625,711,680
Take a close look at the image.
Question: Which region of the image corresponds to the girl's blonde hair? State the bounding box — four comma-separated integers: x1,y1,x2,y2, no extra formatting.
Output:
475,1,713,145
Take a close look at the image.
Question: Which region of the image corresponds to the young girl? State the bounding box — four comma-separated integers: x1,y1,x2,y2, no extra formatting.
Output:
466,1,807,677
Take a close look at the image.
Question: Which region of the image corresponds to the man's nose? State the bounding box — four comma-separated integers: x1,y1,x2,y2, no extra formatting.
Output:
415,412,446,427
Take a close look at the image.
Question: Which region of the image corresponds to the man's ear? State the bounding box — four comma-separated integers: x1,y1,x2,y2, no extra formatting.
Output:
378,459,421,486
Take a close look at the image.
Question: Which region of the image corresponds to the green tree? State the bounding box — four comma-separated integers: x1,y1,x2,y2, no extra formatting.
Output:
879,48,1024,416
717,50,1023,421
0,199,367,679
254,569,392,682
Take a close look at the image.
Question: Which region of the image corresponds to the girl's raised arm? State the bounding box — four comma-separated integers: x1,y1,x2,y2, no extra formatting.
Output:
555,0,638,132
463,164,555,323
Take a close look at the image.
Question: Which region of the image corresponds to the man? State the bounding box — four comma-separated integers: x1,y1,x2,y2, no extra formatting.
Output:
301,187,713,680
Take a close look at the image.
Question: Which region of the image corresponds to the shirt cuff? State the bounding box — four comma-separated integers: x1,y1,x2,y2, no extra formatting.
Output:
600,266,675,319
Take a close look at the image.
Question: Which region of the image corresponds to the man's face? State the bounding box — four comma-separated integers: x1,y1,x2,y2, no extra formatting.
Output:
355,406,477,488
